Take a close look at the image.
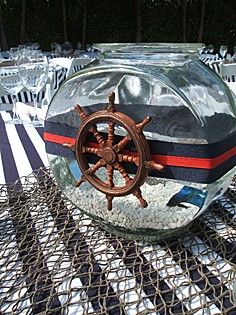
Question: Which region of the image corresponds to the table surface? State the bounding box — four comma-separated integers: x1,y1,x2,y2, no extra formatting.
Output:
0,110,236,314
0,64,67,106
0,110,48,186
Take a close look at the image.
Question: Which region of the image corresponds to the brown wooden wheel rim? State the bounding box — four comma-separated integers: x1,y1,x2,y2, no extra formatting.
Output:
64,92,164,210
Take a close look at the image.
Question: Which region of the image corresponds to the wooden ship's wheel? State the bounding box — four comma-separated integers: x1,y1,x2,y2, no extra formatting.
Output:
64,92,164,210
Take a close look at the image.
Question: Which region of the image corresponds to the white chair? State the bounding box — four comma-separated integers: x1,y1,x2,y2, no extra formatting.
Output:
66,57,95,77
199,53,222,65
42,61,67,99
0,84,12,111
220,63,236,82
208,60,223,75
49,57,75,82
49,57,74,71
220,63,236,96
50,42,62,56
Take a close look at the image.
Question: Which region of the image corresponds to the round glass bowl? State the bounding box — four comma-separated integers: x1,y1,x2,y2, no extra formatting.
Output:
44,43,236,241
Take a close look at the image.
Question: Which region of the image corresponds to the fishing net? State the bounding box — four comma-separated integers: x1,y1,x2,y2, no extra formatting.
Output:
0,167,235,314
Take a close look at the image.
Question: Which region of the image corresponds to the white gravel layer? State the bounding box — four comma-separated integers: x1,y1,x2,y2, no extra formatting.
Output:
50,155,235,232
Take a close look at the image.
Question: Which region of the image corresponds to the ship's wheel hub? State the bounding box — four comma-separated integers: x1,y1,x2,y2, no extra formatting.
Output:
101,146,116,164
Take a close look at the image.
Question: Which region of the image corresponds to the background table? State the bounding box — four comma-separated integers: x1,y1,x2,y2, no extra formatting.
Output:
0,110,236,314
0,64,67,106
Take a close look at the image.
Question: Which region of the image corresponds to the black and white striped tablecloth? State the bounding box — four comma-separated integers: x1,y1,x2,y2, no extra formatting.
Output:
200,55,223,74
0,110,48,185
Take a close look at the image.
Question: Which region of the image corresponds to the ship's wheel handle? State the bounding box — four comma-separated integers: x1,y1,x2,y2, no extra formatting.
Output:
64,92,164,210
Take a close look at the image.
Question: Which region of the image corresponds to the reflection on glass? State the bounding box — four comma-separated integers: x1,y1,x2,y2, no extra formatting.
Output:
0,66,23,124
44,43,236,240
18,54,49,127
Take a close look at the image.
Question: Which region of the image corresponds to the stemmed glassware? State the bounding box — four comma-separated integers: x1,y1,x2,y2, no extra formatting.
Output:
203,45,208,55
9,45,27,62
233,46,236,61
219,45,228,59
9,47,20,62
0,65,23,124
17,52,49,127
208,45,214,54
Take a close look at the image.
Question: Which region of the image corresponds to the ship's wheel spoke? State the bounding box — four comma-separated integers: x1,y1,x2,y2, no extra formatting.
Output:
63,143,75,151
89,124,105,145
75,104,88,121
75,104,105,145
118,153,139,166
132,188,148,208
106,195,114,211
107,121,115,146
113,162,132,184
85,159,106,175
75,175,86,187
145,160,164,171
82,145,101,156
135,116,151,133
106,164,114,189
113,134,131,153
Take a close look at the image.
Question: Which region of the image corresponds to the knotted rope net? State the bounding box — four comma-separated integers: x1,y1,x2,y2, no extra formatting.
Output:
0,168,235,314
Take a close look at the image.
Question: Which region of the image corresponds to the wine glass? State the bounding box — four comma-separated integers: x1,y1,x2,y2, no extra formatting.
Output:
18,53,49,127
0,65,23,124
233,46,236,61
9,47,20,62
219,45,228,59
203,45,208,55
208,45,214,54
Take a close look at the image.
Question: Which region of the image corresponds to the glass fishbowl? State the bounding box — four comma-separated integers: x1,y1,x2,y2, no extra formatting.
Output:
44,43,236,241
